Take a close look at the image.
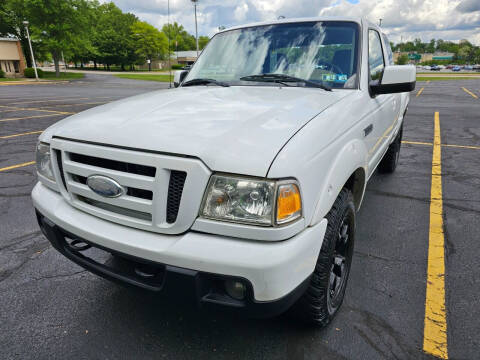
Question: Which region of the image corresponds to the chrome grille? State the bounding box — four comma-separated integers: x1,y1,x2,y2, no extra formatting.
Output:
50,138,211,234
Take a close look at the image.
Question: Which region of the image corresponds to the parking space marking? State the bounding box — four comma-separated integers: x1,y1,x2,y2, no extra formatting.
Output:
0,105,72,115
462,87,478,99
0,161,35,172
402,140,432,146
443,143,480,150
0,114,69,123
416,87,425,97
0,131,43,140
7,97,91,105
402,141,480,150
40,101,107,108
423,112,448,359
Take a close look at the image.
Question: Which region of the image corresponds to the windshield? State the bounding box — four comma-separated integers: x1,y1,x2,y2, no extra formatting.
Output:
185,21,360,89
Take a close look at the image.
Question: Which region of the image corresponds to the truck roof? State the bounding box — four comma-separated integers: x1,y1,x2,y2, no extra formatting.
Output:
219,16,372,33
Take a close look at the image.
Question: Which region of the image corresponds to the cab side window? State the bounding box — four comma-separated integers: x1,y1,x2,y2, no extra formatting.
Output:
368,30,385,81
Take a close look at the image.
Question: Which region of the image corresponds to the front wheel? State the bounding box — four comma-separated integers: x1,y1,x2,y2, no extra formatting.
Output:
291,188,355,327
378,125,403,174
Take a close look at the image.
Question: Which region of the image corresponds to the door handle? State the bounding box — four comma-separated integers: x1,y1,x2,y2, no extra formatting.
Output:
364,124,373,137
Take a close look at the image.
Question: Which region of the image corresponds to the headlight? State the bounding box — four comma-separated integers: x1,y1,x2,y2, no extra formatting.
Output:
35,142,55,181
200,174,302,226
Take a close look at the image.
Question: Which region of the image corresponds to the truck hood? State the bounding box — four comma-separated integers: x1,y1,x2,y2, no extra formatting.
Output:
43,86,351,176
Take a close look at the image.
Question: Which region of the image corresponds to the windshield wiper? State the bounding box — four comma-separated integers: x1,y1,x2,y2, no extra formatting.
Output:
182,78,230,87
240,73,331,91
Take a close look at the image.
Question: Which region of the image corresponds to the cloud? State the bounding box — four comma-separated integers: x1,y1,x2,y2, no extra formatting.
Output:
456,0,480,13
105,0,480,44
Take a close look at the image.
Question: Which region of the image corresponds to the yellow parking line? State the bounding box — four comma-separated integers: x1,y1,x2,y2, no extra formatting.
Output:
402,140,433,146
416,87,425,97
0,104,72,115
0,114,67,123
423,112,448,359
0,161,35,172
0,131,43,140
403,140,480,150
40,101,106,108
8,97,90,105
443,143,480,150
462,87,478,99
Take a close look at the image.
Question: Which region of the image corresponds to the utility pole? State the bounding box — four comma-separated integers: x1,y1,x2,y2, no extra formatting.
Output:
378,18,382,27
191,0,199,58
23,21,38,81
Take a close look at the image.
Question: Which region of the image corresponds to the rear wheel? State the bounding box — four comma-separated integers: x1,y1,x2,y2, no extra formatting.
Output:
378,125,403,174
291,188,355,326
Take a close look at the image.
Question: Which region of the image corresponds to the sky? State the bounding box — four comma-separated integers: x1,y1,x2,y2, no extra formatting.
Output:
107,0,480,45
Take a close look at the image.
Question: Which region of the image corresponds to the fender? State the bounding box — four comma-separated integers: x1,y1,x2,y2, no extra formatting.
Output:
310,138,368,226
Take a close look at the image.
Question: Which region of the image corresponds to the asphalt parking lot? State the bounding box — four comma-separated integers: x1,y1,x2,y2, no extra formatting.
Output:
1,74,479,359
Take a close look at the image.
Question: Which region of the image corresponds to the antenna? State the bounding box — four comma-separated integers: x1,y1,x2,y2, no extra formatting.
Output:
168,0,172,88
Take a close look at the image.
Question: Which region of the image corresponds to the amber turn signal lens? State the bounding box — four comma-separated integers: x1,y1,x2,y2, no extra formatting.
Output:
276,184,302,224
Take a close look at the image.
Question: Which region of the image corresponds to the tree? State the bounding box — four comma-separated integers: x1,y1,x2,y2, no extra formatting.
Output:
198,36,209,50
131,21,168,68
92,2,138,70
395,54,409,65
0,0,34,67
22,0,89,76
162,22,196,51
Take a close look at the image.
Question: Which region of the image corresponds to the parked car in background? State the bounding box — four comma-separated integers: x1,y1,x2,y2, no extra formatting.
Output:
423,65,431,70
430,65,441,71
452,66,461,71
33,17,415,327
473,64,480,72
464,65,473,71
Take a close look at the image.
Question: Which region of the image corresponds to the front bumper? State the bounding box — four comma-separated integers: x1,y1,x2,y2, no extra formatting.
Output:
32,183,328,313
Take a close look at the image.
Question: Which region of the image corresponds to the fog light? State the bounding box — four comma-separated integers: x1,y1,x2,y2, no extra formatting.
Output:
225,280,246,300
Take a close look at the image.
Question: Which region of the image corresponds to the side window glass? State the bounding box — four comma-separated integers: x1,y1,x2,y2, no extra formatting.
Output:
368,30,385,81
382,34,394,65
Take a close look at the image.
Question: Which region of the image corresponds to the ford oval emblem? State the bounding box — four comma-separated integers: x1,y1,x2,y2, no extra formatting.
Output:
86,175,124,198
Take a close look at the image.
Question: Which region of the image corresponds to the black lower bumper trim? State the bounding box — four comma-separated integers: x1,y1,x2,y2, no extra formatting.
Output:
35,209,310,318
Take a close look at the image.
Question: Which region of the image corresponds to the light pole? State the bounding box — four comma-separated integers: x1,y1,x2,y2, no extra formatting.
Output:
378,18,383,27
23,21,38,81
191,0,199,58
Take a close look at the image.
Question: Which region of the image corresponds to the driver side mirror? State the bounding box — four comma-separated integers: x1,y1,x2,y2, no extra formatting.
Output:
370,65,416,95
174,70,189,88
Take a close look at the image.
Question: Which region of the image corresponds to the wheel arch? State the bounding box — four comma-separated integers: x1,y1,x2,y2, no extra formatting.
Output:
310,139,368,226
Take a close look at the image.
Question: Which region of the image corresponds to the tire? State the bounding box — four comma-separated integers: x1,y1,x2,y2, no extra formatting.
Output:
378,125,403,174
291,188,355,327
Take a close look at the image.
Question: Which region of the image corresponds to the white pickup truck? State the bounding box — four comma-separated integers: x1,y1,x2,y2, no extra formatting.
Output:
32,17,415,326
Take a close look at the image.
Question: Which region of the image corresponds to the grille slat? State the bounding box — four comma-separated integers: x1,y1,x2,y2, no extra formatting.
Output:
69,152,156,177
166,171,187,224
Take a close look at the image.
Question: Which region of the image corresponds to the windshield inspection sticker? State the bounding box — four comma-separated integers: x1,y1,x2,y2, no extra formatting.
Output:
321,74,348,83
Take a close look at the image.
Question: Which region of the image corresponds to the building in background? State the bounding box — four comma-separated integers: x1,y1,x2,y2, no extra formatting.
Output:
0,38,26,77
173,51,198,66
393,51,454,64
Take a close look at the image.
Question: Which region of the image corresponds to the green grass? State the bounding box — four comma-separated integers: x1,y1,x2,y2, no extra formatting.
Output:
114,74,173,82
417,76,479,81
42,72,84,80
0,77,23,82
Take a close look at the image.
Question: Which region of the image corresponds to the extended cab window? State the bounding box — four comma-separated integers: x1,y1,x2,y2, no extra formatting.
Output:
368,30,385,81
185,21,360,89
